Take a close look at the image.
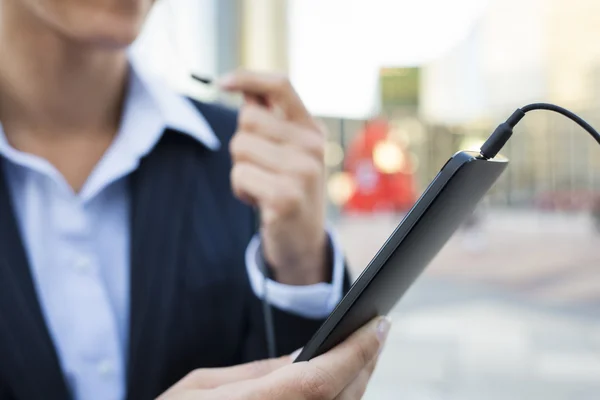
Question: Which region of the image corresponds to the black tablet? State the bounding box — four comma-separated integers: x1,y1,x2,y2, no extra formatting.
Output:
294,150,509,362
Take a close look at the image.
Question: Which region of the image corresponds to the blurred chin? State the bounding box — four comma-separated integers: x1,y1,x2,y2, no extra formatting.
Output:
32,0,151,48
59,11,147,48
66,18,144,48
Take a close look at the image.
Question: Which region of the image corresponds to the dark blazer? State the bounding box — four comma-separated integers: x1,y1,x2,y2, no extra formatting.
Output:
0,101,347,400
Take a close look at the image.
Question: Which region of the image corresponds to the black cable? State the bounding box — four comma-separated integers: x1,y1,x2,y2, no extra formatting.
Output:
521,103,600,143
192,74,278,357
257,242,277,358
480,103,600,159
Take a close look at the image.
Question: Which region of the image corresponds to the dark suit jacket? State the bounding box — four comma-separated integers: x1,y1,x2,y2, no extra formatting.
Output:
0,101,347,400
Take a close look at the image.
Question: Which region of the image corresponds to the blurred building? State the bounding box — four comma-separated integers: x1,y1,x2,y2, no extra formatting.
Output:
131,0,287,101
422,0,600,120
545,0,600,107
423,0,600,208
239,0,289,72
132,0,600,211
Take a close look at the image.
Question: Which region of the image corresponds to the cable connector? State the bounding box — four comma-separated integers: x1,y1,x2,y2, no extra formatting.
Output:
480,103,600,160
480,108,525,159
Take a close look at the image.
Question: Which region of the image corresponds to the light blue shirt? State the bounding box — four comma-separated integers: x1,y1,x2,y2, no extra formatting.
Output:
0,58,344,400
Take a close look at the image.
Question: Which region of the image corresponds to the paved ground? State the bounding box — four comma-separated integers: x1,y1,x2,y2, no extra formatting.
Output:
332,210,600,399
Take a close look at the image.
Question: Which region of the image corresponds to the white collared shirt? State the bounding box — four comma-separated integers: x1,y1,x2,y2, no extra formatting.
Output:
0,59,344,400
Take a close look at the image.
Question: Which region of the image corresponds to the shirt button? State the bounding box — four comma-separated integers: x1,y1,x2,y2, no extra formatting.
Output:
73,256,92,273
97,359,115,377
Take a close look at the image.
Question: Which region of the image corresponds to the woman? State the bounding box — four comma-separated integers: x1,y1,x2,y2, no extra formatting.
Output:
0,0,387,398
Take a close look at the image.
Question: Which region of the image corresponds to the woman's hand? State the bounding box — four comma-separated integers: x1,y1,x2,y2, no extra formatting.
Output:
157,316,391,400
223,71,331,286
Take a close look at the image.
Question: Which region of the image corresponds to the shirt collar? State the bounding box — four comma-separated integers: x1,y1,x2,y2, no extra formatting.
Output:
71,58,222,200
128,55,221,152
0,55,221,201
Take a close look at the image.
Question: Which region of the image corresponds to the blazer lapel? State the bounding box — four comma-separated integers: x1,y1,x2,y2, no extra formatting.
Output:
126,132,211,400
0,164,71,399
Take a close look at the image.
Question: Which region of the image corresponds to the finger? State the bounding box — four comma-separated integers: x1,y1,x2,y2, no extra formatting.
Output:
196,357,292,388
200,356,292,387
335,356,380,400
258,316,391,399
199,378,274,400
200,346,384,400
244,93,269,108
230,133,323,179
161,356,292,395
334,369,371,400
304,316,390,397
230,162,302,221
158,388,208,400
220,70,314,127
237,105,325,159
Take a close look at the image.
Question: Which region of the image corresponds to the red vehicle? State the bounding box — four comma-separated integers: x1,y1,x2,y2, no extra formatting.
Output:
343,119,418,213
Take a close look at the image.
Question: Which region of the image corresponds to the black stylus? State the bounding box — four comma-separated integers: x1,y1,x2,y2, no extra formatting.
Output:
191,73,269,107
191,74,213,85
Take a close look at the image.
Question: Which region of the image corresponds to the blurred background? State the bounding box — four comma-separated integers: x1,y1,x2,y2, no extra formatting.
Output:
133,0,600,398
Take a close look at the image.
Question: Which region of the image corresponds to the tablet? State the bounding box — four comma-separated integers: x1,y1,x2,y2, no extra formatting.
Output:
294,150,509,362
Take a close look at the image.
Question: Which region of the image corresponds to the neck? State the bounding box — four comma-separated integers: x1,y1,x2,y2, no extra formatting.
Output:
0,0,128,138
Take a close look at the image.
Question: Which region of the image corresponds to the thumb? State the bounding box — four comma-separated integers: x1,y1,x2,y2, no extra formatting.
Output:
206,356,292,386
158,356,292,397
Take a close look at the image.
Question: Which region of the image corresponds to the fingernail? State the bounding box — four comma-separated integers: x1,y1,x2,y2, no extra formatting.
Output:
376,316,391,344
376,317,392,357
290,348,303,360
